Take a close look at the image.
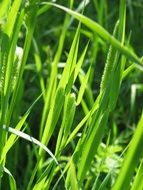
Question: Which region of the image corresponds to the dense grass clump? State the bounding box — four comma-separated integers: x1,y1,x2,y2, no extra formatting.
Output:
0,0,143,189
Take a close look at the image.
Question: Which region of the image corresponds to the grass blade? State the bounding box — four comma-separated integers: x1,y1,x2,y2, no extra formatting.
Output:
131,159,143,190
3,167,17,190
44,2,143,69
112,112,143,190
78,110,109,182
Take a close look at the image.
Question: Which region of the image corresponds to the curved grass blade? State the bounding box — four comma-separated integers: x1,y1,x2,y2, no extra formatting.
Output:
2,126,58,166
42,2,143,69
0,92,43,162
3,167,17,190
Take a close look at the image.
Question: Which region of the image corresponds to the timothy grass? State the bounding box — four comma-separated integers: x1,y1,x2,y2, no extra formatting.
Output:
0,0,143,189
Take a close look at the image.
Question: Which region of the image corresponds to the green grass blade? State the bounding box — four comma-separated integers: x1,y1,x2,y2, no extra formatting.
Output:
3,10,24,103
59,24,80,89
109,0,127,111
98,173,111,190
3,167,17,190
0,1,10,19
39,12,71,138
0,92,43,162
77,66,91,105
65,111,91,147
40,87,65,153
0,0,23,171
131,159,143,190
4,126,58,165
55,93,76,155
4,0,22,38
0,114,28,162
8,1,39,121
112,112,143,190
45,2,143,69
118,0,126,43
66,93,101,147
66,160,79,190
78,110,109,183
100,20,119,92
108,60,122,111
33,39,46,100
122,64,135,79
74,42,89,82
40,22,81,151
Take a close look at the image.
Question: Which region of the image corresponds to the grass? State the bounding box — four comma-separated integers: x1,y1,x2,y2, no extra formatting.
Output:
0,0,143,189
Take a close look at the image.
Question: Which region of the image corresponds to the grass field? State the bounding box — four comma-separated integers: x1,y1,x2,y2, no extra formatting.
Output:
0,0,143,189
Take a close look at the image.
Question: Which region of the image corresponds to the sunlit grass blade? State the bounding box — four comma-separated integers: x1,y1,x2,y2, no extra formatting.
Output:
39,87,65,154
59,24,80,89
0,11,24,160
40,23,81,152
0,1,10,19
131,159,143,190
0,1,23,181
3,0,22,38
108,0,126,111
32,164,53,190
74,42,89,82
55,93,76,155
66,159,78,190
65,93,101,147
43,2,143,69
0,0,23,123
112,112,143,190
65,111,91,147
39,12,71,138
78,110,109,183
8,1,40,121
3,10,24,108
77,66,91,105
122,64,135,79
